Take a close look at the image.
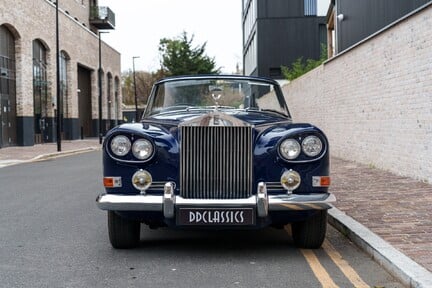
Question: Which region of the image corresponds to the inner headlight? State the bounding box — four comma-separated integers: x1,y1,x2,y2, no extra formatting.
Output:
302,136,323,157
132,139,154,160
279,139,301,160
110,135,131,156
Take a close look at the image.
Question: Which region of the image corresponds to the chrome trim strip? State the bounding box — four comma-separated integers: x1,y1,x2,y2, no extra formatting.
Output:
175,196,257,206
268,193,336,210
96,192,336,212
265,182,284,191
96,194,162,211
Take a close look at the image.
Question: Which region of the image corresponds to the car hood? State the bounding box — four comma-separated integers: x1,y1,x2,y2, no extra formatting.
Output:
144,110,290,127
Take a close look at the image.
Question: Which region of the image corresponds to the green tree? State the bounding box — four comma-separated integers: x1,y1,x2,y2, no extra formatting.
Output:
158,31,220,76
281,44,327,81
121,70,162,106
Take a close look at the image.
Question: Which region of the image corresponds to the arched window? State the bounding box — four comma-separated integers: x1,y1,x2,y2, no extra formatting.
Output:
60,51,69,119
114,77,120,126
0,25,17,147
33,39,48,143
107,73,113,130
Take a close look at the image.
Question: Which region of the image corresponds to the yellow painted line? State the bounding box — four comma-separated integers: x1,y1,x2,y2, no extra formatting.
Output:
301,249,339,288
322,240,369,288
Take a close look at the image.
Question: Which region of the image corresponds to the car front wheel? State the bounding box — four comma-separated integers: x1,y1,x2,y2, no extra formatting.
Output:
108,211,140,249
292,210,327,249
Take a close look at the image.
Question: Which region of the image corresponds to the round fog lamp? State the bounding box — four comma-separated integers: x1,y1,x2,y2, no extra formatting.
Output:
132,169,152,192
281,170,301,191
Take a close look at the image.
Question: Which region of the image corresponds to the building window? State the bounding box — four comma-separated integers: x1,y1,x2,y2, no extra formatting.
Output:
60,51,69,121
243,0,256,46
33,40,49,143
304,0,317,16
0,25,17,147
244,33,257,75
107,73,113,131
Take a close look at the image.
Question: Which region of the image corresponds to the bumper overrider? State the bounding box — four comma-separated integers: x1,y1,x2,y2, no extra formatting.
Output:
96,182,336,221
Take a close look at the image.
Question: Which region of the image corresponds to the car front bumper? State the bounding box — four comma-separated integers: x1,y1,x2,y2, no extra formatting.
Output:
96,182,335,219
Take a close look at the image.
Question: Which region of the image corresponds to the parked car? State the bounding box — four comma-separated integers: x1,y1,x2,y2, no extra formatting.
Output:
97,74,335,249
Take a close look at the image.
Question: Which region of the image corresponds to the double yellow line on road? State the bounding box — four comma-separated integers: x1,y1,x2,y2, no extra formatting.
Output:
301,240,369,288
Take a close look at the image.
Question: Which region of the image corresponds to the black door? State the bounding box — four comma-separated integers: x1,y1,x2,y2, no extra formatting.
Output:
0,25,17,148
33,40,49,144
78,66,93,138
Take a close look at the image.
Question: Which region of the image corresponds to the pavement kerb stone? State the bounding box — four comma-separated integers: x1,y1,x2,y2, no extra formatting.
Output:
328,207,432,288
31,147,101,161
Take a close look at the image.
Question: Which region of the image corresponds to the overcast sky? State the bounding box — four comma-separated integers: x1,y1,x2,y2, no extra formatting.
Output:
98,0,243,73
99,0,330,73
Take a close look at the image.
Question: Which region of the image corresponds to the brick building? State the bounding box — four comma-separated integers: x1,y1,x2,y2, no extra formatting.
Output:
0,0,121,147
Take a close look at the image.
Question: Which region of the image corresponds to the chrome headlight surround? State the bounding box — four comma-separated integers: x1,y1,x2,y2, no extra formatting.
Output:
110,135,131,157
301,135,323,157
279,138,301,160
132,138,154,160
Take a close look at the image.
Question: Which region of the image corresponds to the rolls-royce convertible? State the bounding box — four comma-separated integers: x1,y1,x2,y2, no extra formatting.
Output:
96,74,335,249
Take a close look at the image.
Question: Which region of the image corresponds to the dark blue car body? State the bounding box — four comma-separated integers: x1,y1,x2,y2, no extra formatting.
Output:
97,75,335,249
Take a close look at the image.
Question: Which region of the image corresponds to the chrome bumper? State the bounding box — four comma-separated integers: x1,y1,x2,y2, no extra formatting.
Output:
96,182,336,218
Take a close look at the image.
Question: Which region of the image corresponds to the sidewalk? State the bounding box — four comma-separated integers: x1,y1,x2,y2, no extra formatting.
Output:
1,139,432,286
0,139,101,167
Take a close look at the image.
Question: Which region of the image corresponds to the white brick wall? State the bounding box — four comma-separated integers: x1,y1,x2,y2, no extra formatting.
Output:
281,5,432,183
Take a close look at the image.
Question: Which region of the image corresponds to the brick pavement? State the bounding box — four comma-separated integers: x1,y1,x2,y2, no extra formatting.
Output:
1,140,431,275
330,157,432,273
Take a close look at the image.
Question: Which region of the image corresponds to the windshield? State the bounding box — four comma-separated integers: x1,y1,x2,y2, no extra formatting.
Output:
143,77,289,117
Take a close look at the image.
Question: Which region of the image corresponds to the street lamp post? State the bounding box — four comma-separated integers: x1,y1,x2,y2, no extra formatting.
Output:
132,56,140,122
55,0,61,151
98,31,109,144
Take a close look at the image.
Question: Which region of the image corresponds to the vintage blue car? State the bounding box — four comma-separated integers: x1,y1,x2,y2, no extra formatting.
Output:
96,75,335,249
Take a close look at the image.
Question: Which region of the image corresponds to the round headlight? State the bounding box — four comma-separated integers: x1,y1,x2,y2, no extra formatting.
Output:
302,136,323,157
279,139,301,160
132,169,152,192
132,139,154,160
110,135,131,156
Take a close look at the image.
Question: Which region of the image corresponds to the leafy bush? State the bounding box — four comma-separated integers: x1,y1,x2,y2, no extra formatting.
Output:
281,44,327,81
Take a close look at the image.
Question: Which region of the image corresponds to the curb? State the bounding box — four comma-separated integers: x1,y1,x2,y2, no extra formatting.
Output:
31,147,100,161
328,207,432,288
0,147,100,168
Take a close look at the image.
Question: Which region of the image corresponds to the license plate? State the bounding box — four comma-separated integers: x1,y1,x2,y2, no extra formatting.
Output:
177,208,255,226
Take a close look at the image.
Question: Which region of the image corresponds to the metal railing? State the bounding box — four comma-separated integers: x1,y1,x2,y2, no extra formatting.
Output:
90,6,115,28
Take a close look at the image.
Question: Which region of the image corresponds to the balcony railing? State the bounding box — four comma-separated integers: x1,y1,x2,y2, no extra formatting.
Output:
90,6,115,29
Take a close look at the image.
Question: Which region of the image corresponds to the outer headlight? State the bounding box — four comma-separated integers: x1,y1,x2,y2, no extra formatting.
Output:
279,139,301,160
110,135,131,156
302,136,323,157
132,139,154,160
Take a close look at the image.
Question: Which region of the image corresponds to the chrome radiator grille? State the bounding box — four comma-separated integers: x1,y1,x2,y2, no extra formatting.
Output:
180,126,253,199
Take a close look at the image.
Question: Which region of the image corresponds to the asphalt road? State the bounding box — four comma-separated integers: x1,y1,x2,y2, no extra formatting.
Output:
0,151,404,288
